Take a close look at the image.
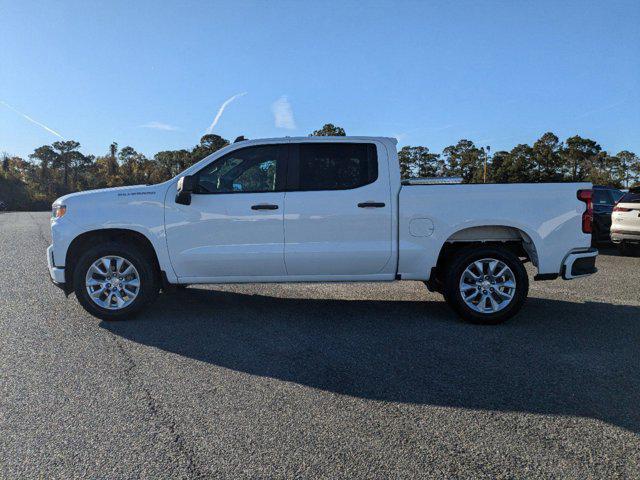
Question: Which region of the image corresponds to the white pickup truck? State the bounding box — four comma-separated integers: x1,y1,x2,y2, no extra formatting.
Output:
48,136,598,324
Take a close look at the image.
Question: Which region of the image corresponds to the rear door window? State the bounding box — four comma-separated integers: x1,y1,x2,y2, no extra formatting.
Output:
291,143,378,191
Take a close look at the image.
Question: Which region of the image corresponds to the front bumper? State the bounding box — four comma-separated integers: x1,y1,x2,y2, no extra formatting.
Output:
47,245,66,285
561,248,598,280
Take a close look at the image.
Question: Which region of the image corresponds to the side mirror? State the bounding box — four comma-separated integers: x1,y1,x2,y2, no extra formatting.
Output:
175,175,195,205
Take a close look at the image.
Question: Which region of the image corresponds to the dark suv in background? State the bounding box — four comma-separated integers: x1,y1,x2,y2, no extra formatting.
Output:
591,185,624,244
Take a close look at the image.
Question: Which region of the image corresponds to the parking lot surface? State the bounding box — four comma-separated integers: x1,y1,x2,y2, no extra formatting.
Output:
1,212,639,478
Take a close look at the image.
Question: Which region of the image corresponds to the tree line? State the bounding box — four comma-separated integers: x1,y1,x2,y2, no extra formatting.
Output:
1,123,638,211
398,132,640,187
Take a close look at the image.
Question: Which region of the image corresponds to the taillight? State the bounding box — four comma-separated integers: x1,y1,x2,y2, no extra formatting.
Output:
577,189,592,234
613,205,631,212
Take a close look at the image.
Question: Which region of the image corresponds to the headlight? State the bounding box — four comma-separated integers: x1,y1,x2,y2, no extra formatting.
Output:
52,204,67,219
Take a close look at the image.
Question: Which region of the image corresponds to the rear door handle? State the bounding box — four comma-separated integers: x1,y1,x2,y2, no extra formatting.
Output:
358,202,386,208
251,204,279,210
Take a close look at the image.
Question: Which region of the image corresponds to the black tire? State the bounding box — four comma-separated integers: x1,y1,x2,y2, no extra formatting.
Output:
443,245,529,325
73,242,159,321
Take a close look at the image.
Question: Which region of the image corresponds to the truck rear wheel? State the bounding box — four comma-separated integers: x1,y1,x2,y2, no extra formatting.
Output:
73,242,159,321
443,246,529,325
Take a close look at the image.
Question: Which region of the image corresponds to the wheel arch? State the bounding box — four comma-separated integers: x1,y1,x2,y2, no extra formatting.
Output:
444,225,538,264
65,228,161,293
426,225,539,293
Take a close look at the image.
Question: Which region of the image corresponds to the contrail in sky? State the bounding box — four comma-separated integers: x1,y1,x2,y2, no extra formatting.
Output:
206,92,247,133
0,100,64,139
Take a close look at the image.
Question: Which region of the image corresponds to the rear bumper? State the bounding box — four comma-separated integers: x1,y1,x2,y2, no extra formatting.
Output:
611,230,640,243
561,248,598,280
47,245,66,287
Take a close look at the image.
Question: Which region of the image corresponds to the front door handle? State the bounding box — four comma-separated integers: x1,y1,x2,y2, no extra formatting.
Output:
251,204,279,210
358,202,386,208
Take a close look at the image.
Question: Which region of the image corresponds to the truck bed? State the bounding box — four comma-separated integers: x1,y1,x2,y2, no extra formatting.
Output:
397,182,592,279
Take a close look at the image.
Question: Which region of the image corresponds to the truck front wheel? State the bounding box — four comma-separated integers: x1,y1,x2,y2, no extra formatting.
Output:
443,246,529,325
73,243,159,321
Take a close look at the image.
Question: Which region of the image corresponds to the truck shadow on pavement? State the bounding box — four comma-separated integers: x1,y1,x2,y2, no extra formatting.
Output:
102,289,640,433
597,245,640,258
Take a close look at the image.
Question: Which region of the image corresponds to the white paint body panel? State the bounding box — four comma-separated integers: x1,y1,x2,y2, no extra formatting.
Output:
398,182,592,279
611,201,640,237
165,191,286,278
50,183,177,282
283,141,395,277
49,136,593,286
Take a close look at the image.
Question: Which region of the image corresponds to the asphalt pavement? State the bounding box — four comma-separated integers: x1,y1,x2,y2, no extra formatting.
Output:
1,211,639,478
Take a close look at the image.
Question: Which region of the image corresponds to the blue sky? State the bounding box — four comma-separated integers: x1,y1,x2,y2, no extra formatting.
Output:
1,0,638,159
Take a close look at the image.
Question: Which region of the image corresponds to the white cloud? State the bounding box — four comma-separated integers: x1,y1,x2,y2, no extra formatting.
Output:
139,121,179,131
271,95,296,130
207,92,247,133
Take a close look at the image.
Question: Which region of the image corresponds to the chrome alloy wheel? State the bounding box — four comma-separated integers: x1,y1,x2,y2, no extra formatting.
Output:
85,256,140,310
458,258,516,314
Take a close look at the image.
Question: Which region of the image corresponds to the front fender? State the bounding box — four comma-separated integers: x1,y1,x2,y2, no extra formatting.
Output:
51,182,177,282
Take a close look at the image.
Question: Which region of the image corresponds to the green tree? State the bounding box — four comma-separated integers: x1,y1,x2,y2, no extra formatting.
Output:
532,132,564,182
631,157,640,188
191,134,229,162
564,135,601,182
0,175,31,210
443,139,485,183
94,155,121,188
488,150,513,183
0,154,38,209
51,140,82,192
29,145,58,198
398,146,439,179
153,149,192,179
118,146,150,184
506,144,536,183
594,152,619,186
107,142,119,178
70,151,93,191
311,123,346,136
613,151,639,188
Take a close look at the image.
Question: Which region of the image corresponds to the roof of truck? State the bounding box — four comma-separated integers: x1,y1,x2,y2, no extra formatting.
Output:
235,136,398,145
